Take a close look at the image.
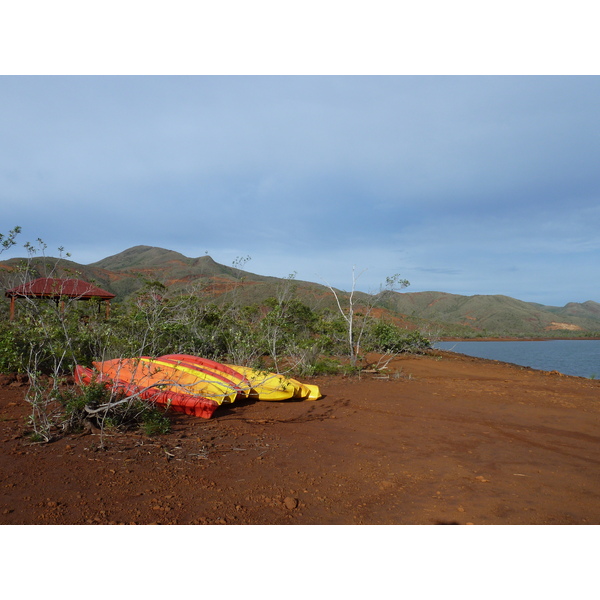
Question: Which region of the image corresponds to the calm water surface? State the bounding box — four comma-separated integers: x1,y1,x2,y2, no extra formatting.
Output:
434,340,600,379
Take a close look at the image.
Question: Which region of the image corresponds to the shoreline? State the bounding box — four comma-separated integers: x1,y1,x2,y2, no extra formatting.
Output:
431,340,599,380
428,348,594,380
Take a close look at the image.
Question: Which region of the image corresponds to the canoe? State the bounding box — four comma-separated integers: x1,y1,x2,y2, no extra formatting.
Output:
230,367,321,401
74,353,322,419
74,364,219,419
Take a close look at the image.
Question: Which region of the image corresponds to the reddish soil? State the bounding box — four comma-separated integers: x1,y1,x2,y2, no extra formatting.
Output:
1,351,599,525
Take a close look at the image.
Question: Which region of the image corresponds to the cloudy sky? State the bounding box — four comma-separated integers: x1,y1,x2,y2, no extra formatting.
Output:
1,75,599,306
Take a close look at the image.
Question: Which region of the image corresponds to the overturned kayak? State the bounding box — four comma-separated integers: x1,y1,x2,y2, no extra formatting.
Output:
74,354,322,419
139,357,241,402
74,364,220,419
95,357,237,404
164,354,321,401
229,365,317,401
161,354,252,397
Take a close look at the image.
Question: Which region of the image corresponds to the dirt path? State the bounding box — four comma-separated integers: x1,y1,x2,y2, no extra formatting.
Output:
1,351,599,525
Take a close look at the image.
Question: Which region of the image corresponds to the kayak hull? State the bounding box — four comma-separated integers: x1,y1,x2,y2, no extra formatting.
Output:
165,355,321,401
74,365,219,419
73,354,322,419
138,357,238,403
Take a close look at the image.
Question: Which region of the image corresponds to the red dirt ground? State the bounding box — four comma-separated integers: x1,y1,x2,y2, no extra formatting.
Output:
1,351,599,525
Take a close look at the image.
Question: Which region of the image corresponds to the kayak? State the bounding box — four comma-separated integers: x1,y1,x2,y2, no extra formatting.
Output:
74,364,219,419
230,365,320,401
164,354,321,401
94,357,237,404
139,357,240,403
160,354,252,398
73,354,322,420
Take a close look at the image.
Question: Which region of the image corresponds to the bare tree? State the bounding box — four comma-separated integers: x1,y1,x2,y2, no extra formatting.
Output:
323,268,409,366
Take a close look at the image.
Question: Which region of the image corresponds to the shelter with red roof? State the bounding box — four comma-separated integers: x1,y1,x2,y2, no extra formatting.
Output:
5,278,116,320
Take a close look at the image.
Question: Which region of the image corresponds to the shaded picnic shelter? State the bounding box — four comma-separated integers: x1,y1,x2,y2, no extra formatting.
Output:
5,277,116,320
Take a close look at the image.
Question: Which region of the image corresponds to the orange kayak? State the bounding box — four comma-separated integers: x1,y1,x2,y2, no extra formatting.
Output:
74,364,219,419
93,358,237,404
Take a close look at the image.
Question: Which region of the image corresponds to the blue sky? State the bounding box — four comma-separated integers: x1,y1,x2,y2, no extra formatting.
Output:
1,75,599,306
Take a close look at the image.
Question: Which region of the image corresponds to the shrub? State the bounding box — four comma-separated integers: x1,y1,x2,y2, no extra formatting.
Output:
56,381,171,437
0,323,25,373
367,321,431,354
140,407,171,436
301,356,344,376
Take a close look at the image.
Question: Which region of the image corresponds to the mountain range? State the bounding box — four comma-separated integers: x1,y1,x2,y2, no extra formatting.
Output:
2,245,599,338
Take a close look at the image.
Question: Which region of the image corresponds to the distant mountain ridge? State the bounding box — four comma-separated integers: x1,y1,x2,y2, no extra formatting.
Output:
2,245,599,337
90,245,279,283
376,290,600,336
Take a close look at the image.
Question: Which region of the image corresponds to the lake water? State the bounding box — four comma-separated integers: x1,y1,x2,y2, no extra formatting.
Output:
434,340,600,379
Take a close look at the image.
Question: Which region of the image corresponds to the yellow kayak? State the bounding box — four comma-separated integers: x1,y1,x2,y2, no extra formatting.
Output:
158,354,322,402
230,365,321,401
161,354,252,397
139,358,237,404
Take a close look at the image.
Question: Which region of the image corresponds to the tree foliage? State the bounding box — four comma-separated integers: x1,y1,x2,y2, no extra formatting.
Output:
0,226,21,255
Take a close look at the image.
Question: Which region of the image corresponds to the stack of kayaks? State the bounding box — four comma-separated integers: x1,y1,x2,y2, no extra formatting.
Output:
74,354,321,419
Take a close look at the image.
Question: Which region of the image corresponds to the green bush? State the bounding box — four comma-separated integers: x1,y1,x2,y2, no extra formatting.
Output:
140,407,171,436
302,356,344,376
367,321,431,353
0,323,26,372
56,381,170,436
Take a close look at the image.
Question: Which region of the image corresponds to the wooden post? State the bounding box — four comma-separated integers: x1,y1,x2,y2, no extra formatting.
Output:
9,296,15,321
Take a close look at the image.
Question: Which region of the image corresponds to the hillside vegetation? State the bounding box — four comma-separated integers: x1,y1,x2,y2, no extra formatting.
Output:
378,291,600,337
2,245,599,339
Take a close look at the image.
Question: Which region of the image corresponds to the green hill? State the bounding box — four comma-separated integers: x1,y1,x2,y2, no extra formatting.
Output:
2,246,599,338
378,291,600,336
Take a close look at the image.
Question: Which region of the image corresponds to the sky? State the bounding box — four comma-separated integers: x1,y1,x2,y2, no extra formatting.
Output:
1,1,599,308
1,75,599,306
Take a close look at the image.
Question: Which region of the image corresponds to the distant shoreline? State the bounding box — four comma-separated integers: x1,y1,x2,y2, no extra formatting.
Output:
433,338,600,379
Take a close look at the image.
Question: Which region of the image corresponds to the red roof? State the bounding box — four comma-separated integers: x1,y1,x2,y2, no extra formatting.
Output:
5,278,116,300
